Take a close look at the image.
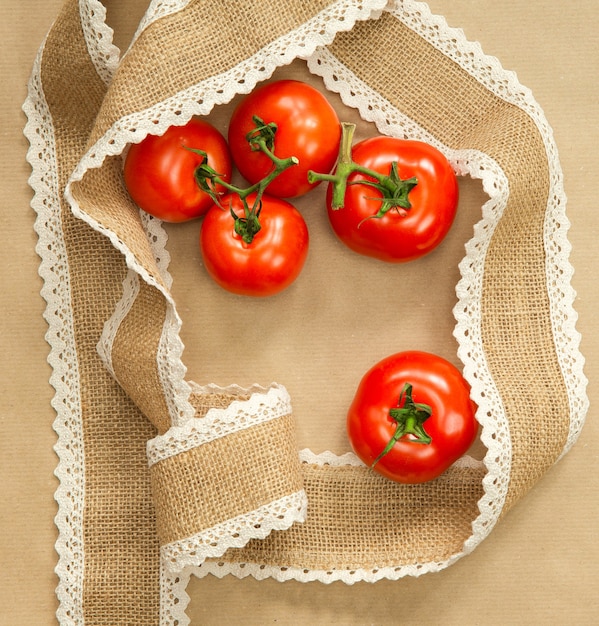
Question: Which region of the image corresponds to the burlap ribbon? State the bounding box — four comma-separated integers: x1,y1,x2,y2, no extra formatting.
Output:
24,0,587,622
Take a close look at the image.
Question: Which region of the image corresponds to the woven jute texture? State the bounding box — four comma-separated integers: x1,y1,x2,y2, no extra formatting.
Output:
25,0,585,622
151,412,303,547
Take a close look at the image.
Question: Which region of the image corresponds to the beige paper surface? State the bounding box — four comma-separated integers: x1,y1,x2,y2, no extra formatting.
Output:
2,0,597,623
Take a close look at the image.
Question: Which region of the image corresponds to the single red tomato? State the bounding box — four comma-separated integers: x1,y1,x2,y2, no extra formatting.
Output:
227,79,341,198
123,117,232,222
200,193,309,297
327,137,458,262
347,351,478,484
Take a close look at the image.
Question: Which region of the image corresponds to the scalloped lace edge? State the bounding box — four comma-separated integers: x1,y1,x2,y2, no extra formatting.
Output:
191,552,466,586
147,383,291,465
160,567,193,626
298,448,485,470
79,0,121,85
23,37,86,624
161,490,308,573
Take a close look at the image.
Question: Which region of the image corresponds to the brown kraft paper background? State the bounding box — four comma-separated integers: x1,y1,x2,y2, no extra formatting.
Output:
2,0,597,624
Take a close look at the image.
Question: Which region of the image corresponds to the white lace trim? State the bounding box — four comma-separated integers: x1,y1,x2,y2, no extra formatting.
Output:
160,567,193,626
147,383,292,466
193,552,463,585
300,448,365,467
141,211,173,288
23,38,86,625
298,448,485,470
79,0,120,85
161,490,308,573
97,268,139,379
157,295,194,427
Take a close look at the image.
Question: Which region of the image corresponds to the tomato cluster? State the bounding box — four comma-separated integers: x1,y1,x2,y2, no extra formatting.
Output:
122,79,477,483
123,78,460,296
124,80,339,297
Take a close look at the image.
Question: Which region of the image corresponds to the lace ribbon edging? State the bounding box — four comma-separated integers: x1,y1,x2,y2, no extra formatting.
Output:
192,553,460,586
23,35,86,624
146,383,292,465
161,490,308,573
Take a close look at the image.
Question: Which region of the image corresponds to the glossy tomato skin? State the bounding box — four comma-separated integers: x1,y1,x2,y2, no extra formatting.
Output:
328,137,458,262
123,117,232,222
200,193,309,297
347,351,478,484
227,80,341,198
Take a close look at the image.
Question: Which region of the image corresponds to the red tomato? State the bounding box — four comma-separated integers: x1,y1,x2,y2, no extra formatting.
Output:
227,80,341,198
123,118,232,222
327,137,458,262
347,351,478,484
200,193,309,297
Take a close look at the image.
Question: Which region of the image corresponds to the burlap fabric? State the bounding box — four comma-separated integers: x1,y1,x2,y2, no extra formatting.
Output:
23,0,588,623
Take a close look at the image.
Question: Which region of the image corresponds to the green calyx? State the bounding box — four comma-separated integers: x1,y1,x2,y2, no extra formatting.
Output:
245,115,277,154
231,201,263,244
370,383,432,470
357,161,418,225
189,116,298,244
307,122,418,218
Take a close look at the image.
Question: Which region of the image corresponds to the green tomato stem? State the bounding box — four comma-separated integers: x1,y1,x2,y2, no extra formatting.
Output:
307,121,418,214
370,383,432,470
189,117,298,244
